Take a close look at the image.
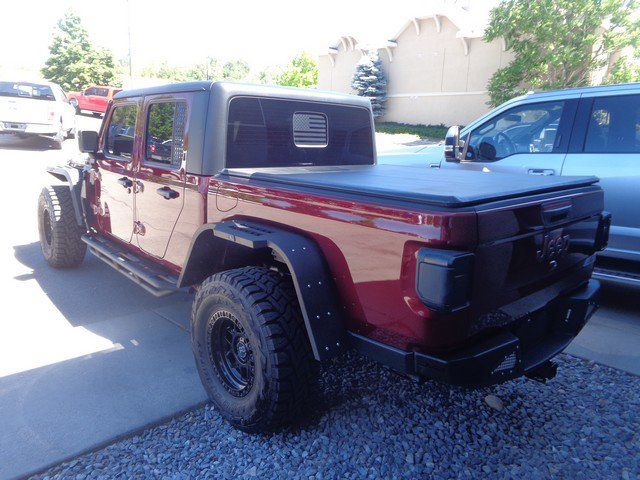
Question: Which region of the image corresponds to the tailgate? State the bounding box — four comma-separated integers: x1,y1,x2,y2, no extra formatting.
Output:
468,185,605,332
0,97,54,124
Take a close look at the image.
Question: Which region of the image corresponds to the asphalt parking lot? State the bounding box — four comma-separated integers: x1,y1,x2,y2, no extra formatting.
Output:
0,118,638,479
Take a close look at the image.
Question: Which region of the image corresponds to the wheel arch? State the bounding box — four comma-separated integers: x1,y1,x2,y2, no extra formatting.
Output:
46,166,85,227
179,219,348,361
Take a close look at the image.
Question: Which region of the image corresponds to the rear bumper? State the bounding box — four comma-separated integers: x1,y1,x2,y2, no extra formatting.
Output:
0,121,59,135
350,279,600,387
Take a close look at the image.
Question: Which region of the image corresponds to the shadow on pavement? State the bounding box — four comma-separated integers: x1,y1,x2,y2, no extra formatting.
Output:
0,134,60,151
13,241,189,327
2,242,204,480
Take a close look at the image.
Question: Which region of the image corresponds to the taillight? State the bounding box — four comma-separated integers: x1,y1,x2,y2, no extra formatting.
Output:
415,249,474,313
48,111,56,121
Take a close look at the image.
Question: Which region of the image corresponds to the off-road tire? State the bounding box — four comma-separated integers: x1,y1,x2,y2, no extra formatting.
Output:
191,266,318,433
38,185,86,268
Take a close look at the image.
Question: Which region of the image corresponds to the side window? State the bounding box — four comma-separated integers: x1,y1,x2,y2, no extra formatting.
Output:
105,104,138,159
466,101,565,161
584,95,640,153
96,88,109,97
84,87,96,96
145,102,187,168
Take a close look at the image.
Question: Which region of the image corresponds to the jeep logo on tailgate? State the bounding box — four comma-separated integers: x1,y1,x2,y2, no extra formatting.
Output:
536,231,570,269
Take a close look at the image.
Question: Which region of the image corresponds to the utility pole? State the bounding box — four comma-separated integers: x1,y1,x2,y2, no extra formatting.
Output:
126,0,132,77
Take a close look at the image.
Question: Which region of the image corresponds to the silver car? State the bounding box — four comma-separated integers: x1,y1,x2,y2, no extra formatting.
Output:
412,83,640,286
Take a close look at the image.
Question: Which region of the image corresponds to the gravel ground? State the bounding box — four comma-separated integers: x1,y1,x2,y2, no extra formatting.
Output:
33,353,639,480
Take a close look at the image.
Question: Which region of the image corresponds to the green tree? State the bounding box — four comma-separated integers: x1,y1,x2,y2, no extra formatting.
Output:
351,52,387,117
41,11,117,91
221,59,250,81
140,61,193,82
485,0,640,106
274,52,318,88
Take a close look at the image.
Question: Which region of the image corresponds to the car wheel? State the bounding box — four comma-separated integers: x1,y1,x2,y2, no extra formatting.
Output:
92,112,101,118
38,185,86,268
191,266,319,433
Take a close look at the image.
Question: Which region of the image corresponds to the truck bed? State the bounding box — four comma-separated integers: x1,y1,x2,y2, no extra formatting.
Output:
224,164,598,208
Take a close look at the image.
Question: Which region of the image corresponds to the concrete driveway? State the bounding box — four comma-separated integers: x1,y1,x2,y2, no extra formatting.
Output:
0,117,638,479
0,115,206,480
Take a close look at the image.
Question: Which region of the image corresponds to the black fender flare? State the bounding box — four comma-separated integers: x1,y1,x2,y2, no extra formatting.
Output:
46,165,85,227
178,219,348,361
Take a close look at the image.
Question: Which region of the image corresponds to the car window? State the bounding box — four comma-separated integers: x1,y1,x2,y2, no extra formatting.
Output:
96,88,109,97
465,101,565,161
226,97,374,168
144,101,187,168
0,82,55,101
105,104,138,159
85,87,96,96
584,95,640,153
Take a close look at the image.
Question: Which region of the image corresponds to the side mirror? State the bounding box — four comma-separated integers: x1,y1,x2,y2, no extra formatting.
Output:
78,130,99,153
444,125,461,162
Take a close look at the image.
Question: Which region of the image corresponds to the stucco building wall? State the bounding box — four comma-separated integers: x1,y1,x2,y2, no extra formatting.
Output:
318,16,514,126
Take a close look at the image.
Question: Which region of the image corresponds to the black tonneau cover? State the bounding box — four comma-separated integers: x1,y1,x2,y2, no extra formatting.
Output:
224,164,599,208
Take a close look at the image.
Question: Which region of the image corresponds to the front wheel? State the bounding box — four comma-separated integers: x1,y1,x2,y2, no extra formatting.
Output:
38,185,86,268
191,267,318,432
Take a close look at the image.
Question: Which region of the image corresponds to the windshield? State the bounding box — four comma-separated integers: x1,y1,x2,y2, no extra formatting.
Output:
0,82,56,101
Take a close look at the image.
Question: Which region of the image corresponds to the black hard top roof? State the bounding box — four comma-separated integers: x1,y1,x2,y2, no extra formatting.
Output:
113,81,212,99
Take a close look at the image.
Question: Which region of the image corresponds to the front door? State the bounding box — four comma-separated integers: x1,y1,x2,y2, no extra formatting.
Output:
94,87,110,113
442,99,576,176
94,101,140,243
133,98,188,258
563,93,640,262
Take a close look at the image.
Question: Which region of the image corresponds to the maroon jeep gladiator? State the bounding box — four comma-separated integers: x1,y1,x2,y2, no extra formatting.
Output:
39,82,610,432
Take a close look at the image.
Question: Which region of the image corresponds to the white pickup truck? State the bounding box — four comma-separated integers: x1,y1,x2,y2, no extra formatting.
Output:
0,80,76,149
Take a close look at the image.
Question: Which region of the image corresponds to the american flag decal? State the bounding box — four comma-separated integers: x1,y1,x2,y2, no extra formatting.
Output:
292,112,328,147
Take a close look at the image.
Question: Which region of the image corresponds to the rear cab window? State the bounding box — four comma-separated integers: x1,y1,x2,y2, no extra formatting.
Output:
584,94,640,153
225,97,374,168
144,101,188,169
104,103,138,160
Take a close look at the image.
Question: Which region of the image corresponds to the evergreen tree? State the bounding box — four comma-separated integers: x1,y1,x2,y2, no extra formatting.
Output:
351,53,387,118
41,12,118,91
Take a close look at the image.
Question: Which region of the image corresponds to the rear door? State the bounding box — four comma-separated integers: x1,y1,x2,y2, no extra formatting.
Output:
133,96,188,258
94,100,140,243
563,92,640,262
82,87,97,111
442,99,577,176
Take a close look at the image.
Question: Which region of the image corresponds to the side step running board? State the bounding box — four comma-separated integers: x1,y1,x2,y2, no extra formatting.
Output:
593,267,640,288
82,234,179,297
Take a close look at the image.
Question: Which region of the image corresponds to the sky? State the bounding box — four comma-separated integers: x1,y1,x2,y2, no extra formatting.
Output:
0,0,499,77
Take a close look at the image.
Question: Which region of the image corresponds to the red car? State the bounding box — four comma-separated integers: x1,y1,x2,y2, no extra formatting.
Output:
67,85,121,115
39,82,609,432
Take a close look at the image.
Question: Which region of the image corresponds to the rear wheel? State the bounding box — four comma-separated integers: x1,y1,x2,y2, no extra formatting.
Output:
38,185,86,268
191,267,318,432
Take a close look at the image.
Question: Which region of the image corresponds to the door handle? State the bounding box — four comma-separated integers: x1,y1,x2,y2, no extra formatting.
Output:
117,177,133,188
156,186,180,200
527,168,555,176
